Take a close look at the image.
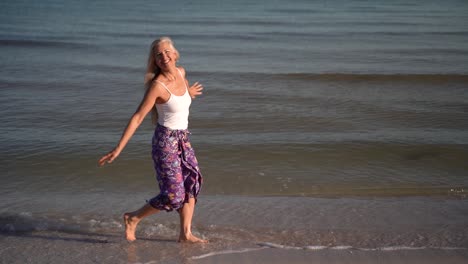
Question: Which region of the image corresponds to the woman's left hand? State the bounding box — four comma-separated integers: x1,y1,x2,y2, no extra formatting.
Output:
188,82,203,99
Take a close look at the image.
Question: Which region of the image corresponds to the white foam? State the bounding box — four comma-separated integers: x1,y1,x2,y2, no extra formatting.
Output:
181,241,468,261
19,212,32,217
190,247,266,260
305,245,328,250
189,242,468,262
259,242,354,251
379,246,426,251
378,246,467,251
257,242,300,250
330,245,354,250
133,261,158,264
259,242,467,252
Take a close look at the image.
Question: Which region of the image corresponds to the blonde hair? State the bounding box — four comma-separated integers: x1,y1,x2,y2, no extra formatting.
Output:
144,37,180,125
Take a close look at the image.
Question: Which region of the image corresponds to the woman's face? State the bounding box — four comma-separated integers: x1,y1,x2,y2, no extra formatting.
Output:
154,42,177,69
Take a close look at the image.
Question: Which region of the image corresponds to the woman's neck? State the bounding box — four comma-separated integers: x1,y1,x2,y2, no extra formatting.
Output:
160,66,178,81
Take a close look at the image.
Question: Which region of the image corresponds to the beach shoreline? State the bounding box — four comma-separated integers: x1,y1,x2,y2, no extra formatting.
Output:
193,247,468,264
1,195,468,263
1,231,467,264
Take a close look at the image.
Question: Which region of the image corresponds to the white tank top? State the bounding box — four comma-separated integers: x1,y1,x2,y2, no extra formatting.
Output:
155,68,192,130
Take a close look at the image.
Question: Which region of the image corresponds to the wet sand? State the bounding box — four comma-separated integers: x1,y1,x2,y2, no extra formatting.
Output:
1,231,467,264
193,247,468,264
1,196,467,263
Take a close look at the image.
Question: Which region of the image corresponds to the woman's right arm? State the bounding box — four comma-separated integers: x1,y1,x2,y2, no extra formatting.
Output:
98,83,160,167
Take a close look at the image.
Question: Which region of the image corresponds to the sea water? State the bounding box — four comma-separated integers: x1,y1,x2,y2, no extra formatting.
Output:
1,0,468,263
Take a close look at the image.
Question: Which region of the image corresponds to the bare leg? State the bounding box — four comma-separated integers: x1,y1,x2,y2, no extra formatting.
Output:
124,203,160,241
178,197,208,243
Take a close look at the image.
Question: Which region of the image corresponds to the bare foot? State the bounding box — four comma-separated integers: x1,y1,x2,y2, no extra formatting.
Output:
124,213,138,242
178,233,209,243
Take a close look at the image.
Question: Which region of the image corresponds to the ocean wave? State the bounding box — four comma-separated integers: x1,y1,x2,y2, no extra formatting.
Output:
0,213,122,234
105,17,290,27
0,39,94,49
190,247,266,260
257,242,467,251
2,195,468,254
190,242,467,260
186,71,468,82
272,73,468,82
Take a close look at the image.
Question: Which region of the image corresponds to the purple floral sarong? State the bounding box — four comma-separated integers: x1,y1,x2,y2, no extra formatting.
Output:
148,124,203,212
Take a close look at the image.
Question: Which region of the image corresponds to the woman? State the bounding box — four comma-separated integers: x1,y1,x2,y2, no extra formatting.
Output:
98,37,207,243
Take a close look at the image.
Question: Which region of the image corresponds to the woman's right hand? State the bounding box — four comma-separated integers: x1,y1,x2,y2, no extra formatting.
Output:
98,148,121,167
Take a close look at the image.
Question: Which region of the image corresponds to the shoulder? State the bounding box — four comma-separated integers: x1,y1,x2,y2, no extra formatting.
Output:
177,66,186,78
147,79,167,95
146,80,171,103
